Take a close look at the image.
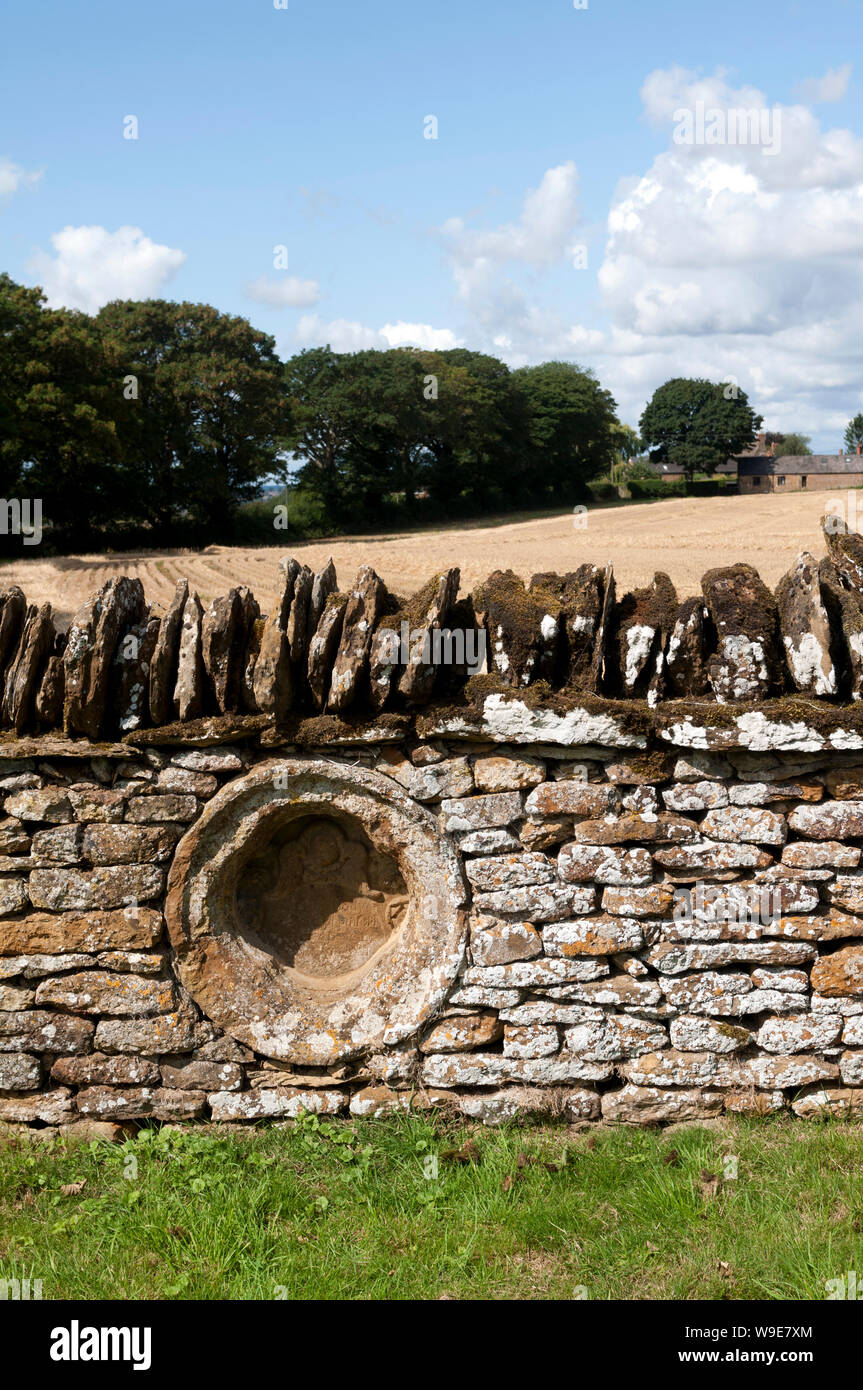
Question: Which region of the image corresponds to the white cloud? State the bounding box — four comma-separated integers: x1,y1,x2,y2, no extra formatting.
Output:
438,163,585,347
442,162,580,270
601,70,863,335
589,68,863,440
0,157,41,198
293,315,384,351
641,67,764,126
29,225,186,312
380,321,461,349
796,65,852,104
246,274,320,308
420,69,863,447
638,67,863,189
294,315,460,353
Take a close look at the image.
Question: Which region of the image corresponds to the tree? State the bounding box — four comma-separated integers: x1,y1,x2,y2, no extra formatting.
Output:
514,361,619,499
176,305,287,535
409,350,482,506
284,347,358,522
285,345,526,521
0,276,123,544
98,299,287,538
433,349,525,507
23,308,124,543
285,347,414,522
338,348,430,511
614,423,641,458
639,378,762,483
772,432,812,458
0,273,48,495
609,423,642,484
844,415,863,454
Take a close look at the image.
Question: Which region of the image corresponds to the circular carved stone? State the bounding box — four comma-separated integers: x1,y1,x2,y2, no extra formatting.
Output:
165,758,467,1064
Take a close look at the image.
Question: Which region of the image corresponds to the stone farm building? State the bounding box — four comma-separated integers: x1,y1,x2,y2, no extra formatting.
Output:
655,434,863,493
737,453,863,494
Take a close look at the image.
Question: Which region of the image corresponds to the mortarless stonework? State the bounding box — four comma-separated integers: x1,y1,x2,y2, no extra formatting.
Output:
1,713,863,1128
4,536,863,1128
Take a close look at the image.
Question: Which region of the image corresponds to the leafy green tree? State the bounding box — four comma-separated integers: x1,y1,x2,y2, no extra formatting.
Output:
620,455,657,482
409,350,478,506
338,348,430,512
639,378,762,483
0,273,47,494
98,299,287,538
175,306,287,535
0,276,123,544
614,423,642,458
25,309,123,542
437,349,525,506
284,347,359,521
514,361,619,499
285,347,412,521
844,415,863,454
772,432,812,458
285,345,525,520
97,299,193,532
609,423,642,484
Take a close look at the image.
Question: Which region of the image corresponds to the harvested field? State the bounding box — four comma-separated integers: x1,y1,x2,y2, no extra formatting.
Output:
0,490,843,626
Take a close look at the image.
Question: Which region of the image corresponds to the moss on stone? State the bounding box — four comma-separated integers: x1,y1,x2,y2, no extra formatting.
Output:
609,749,676,782
375,574,454,641
0,734,134,760
475,569,561,688
123,713,271,747
717,1022,751,1043
655,695,863,735
701,562,784,700
268,711,409,747
609,572,678,697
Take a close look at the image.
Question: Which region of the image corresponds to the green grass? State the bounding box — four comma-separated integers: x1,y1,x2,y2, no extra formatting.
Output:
1,1113,861,1301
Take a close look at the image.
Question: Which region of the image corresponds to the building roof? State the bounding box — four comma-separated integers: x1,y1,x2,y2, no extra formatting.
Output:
737,454,863,476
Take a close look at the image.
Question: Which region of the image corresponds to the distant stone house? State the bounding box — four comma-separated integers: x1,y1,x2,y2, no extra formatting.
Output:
737,452,863,494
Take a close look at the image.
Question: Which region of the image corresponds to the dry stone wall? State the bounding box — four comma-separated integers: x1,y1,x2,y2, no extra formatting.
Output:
2,706,863,1130
4,513,863,743
6,529,863,1130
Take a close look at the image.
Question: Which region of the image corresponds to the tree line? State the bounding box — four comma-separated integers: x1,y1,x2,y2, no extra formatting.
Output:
6,270,799,555
1,276,286,549
0,273,624,552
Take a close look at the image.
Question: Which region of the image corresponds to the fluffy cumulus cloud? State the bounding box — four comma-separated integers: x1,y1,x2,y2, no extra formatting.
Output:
441,163,583,338
293,315,460,352
379,321,461,349
294,315,383,351
0,157,42,199
29,225,186,312
246,274,320,308
594,67,863,437
421,68,863,443
288,167,578,366
284,71,863,446
442,162,581,271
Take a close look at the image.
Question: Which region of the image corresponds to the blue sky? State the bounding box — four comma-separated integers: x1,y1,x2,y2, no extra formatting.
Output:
2,0,862,449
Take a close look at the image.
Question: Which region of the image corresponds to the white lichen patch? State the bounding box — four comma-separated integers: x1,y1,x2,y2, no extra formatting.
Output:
783,632,836,697
624,624,655,688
